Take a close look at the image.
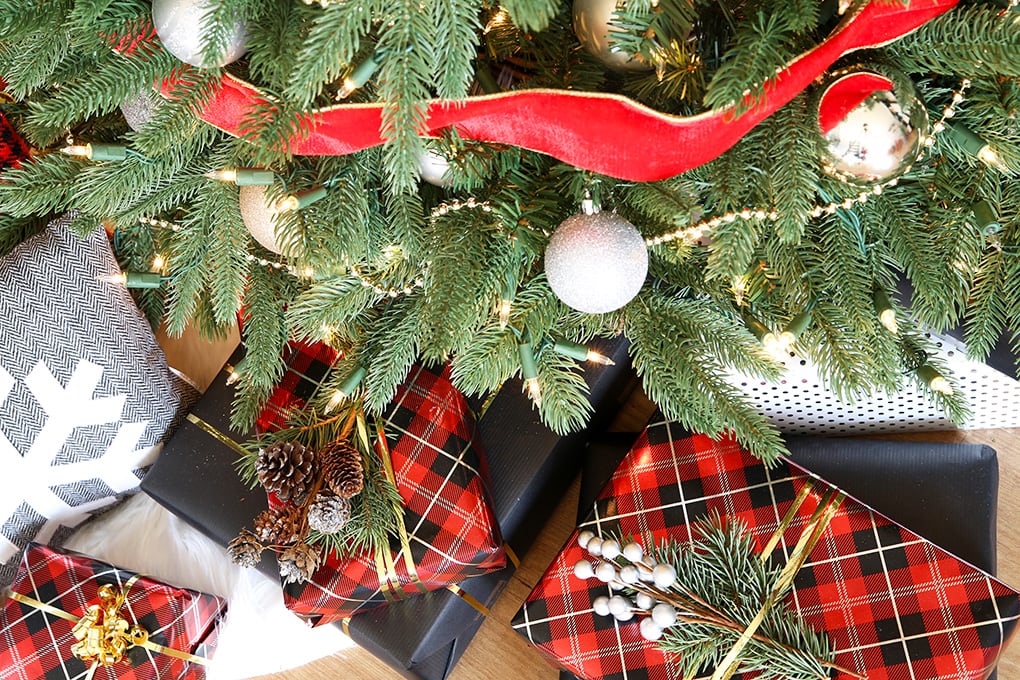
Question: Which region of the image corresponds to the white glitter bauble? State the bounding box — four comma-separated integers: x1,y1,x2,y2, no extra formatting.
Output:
816,68,928,185
545,212,648,314
577,530,596,548
592,596,611,617
416,149,452,187
152,0,248,68
573,0,653,71
586,536,604,556
238,185,284,254
121,89,161,132
574,559,595,580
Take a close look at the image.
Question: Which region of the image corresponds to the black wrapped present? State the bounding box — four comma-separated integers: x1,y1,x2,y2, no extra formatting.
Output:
142,335,636,679
559,433,1001,680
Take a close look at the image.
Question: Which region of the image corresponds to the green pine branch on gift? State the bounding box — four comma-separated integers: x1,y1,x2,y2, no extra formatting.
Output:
0,1,1018,467
574,512,862,680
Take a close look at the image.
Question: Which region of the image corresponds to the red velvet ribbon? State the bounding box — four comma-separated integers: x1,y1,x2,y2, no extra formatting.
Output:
167,0,957,181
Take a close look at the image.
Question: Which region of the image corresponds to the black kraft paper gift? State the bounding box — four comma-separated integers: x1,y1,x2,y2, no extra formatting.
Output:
142,334,636,679
557,433,1003,680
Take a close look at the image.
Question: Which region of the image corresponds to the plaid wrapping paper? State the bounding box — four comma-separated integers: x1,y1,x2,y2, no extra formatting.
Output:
513,419,1020,680
0,544,225,680
259,341,505,625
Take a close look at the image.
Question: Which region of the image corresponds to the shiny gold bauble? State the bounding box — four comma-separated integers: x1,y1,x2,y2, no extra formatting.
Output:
816,68,929,186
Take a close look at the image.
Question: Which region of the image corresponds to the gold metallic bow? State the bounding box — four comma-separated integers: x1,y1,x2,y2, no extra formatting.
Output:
69,583,149,667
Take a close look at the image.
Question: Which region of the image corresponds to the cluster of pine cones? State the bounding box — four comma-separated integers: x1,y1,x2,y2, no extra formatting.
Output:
228,438,365,584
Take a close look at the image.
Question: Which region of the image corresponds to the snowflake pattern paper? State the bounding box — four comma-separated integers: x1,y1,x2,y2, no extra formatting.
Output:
0,217,197,586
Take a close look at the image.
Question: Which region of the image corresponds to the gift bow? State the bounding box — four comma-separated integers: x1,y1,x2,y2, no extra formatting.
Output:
7,574,209,678
70,582,150,668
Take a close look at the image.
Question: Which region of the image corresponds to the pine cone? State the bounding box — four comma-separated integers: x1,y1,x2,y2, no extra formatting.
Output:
256,441,317,504
307,493,351,534
279,543,321,585
227,529,263,568
253,504,303,545
319,439,364,499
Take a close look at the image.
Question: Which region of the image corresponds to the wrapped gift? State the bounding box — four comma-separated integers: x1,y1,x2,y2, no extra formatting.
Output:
279,360,506,624
514,419,1020,680
141,335,636,677
0,543,225,680
558,435,1004,680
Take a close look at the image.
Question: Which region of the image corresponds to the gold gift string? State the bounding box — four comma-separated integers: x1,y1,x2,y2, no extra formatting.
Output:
710,487,847,680
7,578,209,672
367,409,426,595
186,413,249,457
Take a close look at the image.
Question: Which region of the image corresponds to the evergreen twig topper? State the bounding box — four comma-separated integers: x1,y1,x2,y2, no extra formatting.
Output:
574,487,863,680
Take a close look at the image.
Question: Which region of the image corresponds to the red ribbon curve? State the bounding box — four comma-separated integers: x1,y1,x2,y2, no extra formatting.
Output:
177,0,957,181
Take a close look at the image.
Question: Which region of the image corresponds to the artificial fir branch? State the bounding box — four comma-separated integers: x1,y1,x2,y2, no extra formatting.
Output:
1,0,1017,462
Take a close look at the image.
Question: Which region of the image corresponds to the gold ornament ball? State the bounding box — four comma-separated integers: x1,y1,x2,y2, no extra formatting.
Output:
573,0,653,72
238,185,285,254
816,68,929,186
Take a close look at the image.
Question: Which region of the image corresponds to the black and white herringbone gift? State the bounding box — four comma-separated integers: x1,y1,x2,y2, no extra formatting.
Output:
0,216,196,586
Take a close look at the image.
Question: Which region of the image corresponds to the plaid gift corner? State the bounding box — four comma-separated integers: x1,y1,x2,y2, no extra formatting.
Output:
513,419,1020,680
256,341,505,624
0,544,225,680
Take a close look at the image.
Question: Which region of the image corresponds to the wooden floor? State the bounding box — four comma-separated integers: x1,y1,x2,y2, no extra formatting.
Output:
160,328,1020,680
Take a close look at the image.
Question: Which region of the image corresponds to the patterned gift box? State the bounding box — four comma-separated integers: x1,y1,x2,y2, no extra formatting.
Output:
513,419,1020,679
258,342,506,625
0,543,225,680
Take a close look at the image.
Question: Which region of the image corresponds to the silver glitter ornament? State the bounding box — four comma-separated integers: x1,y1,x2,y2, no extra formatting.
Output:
121,89,161,132
416,149,452,187
545,211,648,314
152,0,248,68
572,0,653,71
816,68,928,186
239,185,285,254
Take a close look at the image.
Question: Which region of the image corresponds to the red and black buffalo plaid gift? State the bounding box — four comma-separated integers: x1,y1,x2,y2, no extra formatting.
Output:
262,343,505,624
0,543,225,680
513,419,1020,679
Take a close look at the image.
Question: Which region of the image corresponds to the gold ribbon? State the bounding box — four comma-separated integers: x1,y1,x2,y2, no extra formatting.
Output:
186,413,249,458
8,576,208,676
362,413,427,598
710,484,845,680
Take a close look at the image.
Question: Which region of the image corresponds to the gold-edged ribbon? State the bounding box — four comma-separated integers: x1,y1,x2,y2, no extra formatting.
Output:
8,575,208,679
710,481,845,680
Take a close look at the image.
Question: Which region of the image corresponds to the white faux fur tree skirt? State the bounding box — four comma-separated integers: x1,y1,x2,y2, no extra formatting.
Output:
66,493,352,679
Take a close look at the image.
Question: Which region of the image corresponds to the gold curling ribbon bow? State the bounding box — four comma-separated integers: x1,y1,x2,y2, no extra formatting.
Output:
70,581,150,667
8,574,208,679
